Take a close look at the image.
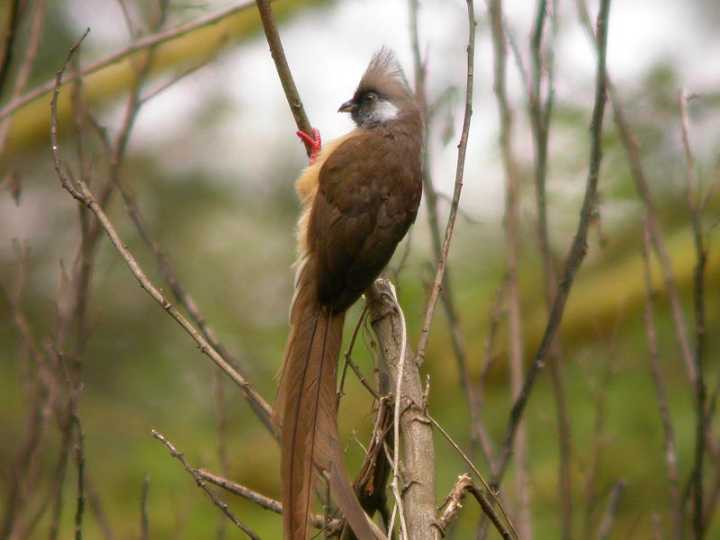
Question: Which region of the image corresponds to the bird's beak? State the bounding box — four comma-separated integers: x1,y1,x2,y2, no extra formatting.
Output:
338,99,356,113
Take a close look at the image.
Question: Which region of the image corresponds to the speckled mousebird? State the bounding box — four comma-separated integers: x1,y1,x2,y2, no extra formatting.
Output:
276,48,423,540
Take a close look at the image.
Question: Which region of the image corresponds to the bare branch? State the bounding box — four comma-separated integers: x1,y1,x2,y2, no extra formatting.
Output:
487,0,532,532
429,415,516,538
254,0,313,154
139,475,149,540
367,279,436,539
680,88,708,540
596,481,625,540
73,418,85,540
198,469,343,533
527,1,573,536
641,219,682,538
151,431,259,540
494,0,612,486
415,0,476,366
434,474,514,540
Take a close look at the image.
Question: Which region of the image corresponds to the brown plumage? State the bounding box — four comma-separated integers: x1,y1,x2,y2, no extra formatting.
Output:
277,48,423,540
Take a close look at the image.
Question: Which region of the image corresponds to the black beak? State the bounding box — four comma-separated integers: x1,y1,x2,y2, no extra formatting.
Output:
338,99,356,113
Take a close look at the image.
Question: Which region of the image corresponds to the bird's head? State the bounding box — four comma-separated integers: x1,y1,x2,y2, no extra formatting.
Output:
339,48,416,128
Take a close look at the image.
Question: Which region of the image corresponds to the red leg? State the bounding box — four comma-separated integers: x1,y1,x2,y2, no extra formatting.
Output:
296,128,322,164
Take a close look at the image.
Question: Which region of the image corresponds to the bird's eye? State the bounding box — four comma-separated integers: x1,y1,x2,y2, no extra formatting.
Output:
366,92,378,101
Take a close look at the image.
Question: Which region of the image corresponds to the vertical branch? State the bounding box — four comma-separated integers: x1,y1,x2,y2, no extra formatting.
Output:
73,419,86,540
595,481,625,540
254,0,314,153
407,0,496,473
488,1,532,535
641,219,682,538
414,0,476,365
494,0,612,486
0,0,20,97
0,0,46,156
680,89,707,540
140,475,150,540
527,1,573,537
367,279,436,540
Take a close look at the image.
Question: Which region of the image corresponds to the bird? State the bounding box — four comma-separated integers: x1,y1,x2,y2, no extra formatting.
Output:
276,48,423,540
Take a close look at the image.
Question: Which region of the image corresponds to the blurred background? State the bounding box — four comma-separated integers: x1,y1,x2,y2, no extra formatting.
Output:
1,0,719,538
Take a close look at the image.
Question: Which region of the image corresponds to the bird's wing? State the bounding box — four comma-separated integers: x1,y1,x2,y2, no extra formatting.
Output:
310,130,420,310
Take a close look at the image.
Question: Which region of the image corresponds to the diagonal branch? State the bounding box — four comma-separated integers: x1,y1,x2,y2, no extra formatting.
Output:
254,0,313,154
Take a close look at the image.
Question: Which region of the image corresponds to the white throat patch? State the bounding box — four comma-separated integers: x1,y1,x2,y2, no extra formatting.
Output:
373,100,399,122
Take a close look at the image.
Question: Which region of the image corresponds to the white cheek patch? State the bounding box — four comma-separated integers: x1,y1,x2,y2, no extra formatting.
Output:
373,100,399,122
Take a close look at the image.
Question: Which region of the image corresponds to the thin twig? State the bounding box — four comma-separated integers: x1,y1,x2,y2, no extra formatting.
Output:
434,474,514,540
151,430,259,540
429,415,517,539
198,469,342,533
140,475,149,540
254,0,313,154
337,305,369,406
680,88,707,540
388,282,409,540
414,0,476,366
73,418,85,540
493,0,612,486
0,0,261,121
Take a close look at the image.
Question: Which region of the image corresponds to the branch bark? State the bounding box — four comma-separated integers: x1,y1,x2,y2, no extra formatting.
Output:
366,279,436,540
254,0,313,154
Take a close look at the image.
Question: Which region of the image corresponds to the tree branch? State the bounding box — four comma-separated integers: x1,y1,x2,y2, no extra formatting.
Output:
254,0,313,154
367,279,436,540
434,474,514,540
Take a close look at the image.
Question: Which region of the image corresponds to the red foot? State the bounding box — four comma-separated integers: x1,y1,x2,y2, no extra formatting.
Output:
296,128,322,164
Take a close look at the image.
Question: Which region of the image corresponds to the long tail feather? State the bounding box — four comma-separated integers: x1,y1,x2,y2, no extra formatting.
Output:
277,263,375,540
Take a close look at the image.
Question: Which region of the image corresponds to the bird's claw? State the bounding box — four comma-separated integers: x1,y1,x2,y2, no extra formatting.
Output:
296,128,322,164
